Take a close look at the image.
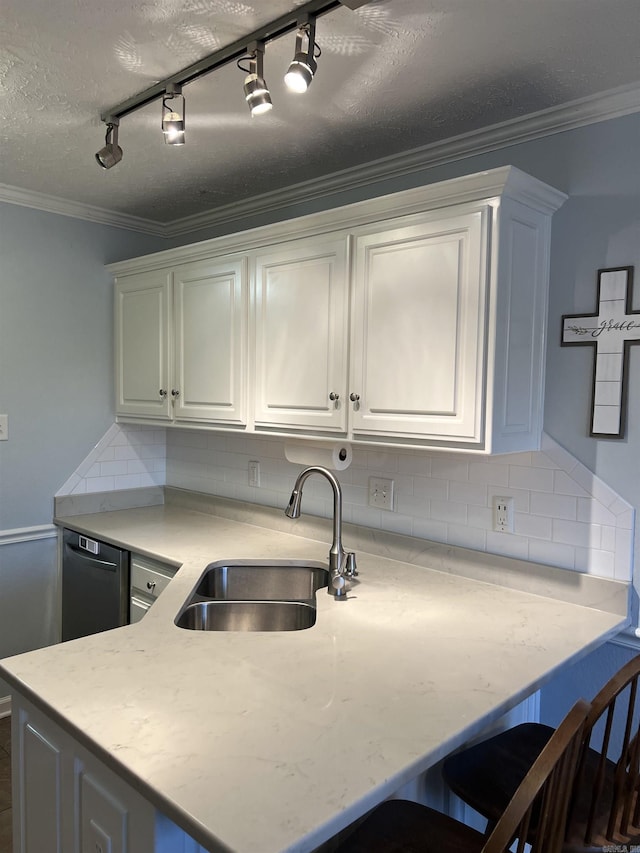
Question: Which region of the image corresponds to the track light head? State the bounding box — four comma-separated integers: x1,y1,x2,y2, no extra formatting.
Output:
162,84,186,145
95,118,122,169
240,42,272,117
284,18,319,94
243,73,273,116
284,53,317,93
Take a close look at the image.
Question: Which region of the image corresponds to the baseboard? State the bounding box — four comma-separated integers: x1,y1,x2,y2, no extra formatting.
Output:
0,695,12,718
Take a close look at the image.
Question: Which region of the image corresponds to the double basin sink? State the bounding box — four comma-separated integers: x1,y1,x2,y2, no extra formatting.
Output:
175,560,329,633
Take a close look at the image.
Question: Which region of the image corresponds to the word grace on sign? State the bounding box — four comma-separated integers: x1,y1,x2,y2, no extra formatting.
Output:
562,266,639,438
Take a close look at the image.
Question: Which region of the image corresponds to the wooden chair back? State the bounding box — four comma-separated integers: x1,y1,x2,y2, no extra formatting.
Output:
565,654,640,850
482,699,590,853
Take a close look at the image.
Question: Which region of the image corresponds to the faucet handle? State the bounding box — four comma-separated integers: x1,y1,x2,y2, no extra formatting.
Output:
344,552,358,577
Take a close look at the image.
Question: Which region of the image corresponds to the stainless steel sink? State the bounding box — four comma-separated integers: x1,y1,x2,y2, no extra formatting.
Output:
175,560,328,632
193,560,329,601
176,600,316,632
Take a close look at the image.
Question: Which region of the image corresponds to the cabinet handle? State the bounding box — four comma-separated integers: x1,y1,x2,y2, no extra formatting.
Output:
329,392,340,401
349,393,360,402
146,581,156,591
159,389,167,398
171,389,180,398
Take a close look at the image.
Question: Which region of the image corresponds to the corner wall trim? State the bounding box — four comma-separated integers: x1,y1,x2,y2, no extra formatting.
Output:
0,524,58,546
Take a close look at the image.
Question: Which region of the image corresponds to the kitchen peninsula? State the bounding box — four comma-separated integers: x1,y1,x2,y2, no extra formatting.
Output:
0,489,628,852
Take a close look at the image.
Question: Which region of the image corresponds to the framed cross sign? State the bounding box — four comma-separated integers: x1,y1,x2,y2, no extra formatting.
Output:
562,266,639,438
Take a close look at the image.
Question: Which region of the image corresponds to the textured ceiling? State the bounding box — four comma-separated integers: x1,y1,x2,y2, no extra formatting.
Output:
2,0,640,225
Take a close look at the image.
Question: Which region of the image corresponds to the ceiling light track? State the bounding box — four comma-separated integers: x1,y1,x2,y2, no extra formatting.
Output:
94,0,373,168
99,0,342,124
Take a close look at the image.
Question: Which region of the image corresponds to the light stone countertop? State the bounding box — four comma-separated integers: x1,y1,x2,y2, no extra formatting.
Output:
0,489,629,853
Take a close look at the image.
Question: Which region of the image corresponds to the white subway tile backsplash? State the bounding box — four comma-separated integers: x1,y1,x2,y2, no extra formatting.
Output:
431,457,470,481
530,492,577,520
575,547,615,578
58,426,634,585
412,518,448,541
466,505,493,531
552,470,591,498
577,498,617,526
514,512,553,540
398,453,432,476
431,499,467,525
468,461,510,486
413,477,448,500
553,519,601,549
509,465,554,493
449,481,488,506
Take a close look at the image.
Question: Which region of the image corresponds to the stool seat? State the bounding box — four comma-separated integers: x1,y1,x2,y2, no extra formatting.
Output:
443,722,554,824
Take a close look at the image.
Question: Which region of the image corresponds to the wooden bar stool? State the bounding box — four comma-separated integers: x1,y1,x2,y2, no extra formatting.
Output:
335,699,590,853
443,654,640,851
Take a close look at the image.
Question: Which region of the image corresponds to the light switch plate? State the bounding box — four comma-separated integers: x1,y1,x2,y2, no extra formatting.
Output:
248,460,260,487
368,477,394,511
0,414,7,441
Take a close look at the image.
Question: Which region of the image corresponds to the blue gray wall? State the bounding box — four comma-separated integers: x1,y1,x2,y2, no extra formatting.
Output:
0,204,164,692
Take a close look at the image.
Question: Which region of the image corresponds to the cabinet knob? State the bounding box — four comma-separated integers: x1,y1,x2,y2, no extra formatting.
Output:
146,581,156,591
349,393,360,402
171,389,180,398
159,389,167,398
329,392,340,401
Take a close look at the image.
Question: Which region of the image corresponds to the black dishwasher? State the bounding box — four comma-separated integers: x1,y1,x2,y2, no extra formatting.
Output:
61,529,130,641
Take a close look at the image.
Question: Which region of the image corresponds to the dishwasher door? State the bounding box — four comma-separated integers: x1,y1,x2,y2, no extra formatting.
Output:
61,529,130,641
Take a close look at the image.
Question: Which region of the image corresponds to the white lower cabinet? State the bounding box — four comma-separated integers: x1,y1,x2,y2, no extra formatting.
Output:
12,693,207,853
129,553,177,623
111,167,566,453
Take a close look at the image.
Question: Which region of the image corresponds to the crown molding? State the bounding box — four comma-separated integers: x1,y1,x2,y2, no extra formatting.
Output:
0,184,166,236
1,82,639,238
165,82,640,237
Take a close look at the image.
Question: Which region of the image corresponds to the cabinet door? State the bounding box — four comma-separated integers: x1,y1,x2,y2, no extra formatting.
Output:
115,271,172,419
254,237,349,432
173,257,247,424
350,209,487,443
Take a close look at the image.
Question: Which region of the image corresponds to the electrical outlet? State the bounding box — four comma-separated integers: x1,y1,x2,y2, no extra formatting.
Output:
493,496,514,533
0,414,7,441
248,460,260,487
368,477,394,511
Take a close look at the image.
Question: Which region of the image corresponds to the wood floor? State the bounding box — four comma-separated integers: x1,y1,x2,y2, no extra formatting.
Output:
0,715,11,852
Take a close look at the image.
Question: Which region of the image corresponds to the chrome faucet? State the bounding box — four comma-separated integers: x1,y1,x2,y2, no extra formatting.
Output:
284,466,357,599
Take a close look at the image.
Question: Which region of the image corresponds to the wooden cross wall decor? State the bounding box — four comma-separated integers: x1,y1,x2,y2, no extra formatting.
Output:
562,266,639,438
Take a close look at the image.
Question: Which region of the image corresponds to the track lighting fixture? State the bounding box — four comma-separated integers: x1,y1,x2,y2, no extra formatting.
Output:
95,118,122,169
94,1,371,169
239,42,272,117
284,16,319,94
162,84,186,145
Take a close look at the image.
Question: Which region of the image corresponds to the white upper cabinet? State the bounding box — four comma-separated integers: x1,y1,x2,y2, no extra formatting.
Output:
110,167,566,453
349,208,486,444
172,257,247,424
115,256,247,426
253,237,349,432
115,270,172,420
